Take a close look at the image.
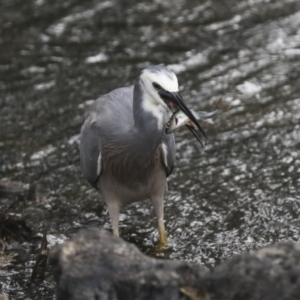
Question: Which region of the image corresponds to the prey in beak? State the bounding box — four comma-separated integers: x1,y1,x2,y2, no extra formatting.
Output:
158,89,207,146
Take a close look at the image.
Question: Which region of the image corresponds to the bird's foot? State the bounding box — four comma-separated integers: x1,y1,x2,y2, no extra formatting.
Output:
156,236,168,249
157,218,168,246
151,237,172,258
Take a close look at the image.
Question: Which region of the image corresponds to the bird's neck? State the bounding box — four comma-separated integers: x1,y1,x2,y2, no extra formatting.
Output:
133,79,166,129
132,79,166,155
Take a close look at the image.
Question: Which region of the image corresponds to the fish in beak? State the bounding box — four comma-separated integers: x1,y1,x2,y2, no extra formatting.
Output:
159,90,207,146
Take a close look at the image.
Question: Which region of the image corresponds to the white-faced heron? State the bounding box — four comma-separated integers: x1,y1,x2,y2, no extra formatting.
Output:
80,65,206,245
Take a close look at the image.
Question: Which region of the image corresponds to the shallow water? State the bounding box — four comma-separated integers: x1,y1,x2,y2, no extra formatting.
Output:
1,0,300,298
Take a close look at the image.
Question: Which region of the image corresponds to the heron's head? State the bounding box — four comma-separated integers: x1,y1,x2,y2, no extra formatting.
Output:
139,65,206,143
139,66,179,112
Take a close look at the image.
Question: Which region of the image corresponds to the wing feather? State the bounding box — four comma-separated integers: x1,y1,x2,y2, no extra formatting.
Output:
161,132,176,177
80,118,102,189
80,86,134,189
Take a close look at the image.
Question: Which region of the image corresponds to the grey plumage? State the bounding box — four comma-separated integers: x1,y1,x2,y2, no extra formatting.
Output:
81,86,175,188
80,65,204,244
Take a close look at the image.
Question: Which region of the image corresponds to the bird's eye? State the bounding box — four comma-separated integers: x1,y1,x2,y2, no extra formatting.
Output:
153,82,161,90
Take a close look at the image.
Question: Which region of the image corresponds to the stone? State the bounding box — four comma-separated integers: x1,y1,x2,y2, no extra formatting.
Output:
50,228,207,300
206,243,300,300
50,229,300,300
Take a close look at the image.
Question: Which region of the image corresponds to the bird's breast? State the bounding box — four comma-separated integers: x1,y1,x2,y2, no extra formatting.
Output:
101,143,162,187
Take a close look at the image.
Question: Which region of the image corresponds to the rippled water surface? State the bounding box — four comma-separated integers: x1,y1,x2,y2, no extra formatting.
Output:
1,0,300,298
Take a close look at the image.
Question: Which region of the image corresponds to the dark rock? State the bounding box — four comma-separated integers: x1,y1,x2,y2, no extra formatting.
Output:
50,229,300,300
49,228,207,300
206,243,300,300
0,207,33,244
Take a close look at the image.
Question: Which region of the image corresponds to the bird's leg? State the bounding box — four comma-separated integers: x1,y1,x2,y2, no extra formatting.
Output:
151,194,168,246
158,218,167,245
106,201,120,237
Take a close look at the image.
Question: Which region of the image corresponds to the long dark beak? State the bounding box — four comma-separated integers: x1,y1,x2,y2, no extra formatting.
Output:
161,91,207,146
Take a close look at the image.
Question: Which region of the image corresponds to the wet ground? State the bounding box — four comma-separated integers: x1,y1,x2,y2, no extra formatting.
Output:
1,0,300,298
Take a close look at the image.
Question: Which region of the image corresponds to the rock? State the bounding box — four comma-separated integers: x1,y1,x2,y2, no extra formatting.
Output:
206,243,300,300
50,229,300,300
49,228,207,300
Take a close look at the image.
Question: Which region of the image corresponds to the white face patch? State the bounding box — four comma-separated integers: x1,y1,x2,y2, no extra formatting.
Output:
141,68,179,93
141,95,165,130
139,67,179,129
